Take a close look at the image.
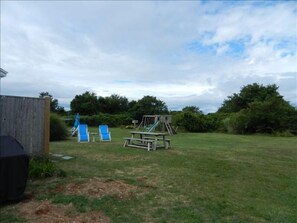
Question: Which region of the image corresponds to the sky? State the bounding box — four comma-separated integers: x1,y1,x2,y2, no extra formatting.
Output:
1,0,296,113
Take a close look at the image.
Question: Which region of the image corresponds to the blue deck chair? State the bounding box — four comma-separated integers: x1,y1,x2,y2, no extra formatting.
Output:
71,113,80,136
78,124,90,142
99,125,111,141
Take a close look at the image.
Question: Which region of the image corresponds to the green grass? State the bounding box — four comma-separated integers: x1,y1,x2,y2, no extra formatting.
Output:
1,127,296,222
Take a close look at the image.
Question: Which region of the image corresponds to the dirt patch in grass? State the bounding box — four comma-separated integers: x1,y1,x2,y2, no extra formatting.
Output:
13,178,142,222
17,199,111,223
59,177,139,199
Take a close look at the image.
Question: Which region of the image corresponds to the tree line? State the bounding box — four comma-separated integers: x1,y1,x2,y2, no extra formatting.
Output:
41,83,297,135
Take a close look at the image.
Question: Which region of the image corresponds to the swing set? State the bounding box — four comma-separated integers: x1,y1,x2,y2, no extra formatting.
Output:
137,115,177,135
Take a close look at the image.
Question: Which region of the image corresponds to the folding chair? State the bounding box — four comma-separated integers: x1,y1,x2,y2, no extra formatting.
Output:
78,124,90,142
99,125,111,141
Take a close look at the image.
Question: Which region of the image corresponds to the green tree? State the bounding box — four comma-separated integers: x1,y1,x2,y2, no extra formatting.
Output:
218,83,297,134
130,96,168,121
70,91,98,115
245,97,296,133
182,106,203,114
218,83,280,113
39,92,65,114
103,94,129,114
98,96,108,113
128,100,137,110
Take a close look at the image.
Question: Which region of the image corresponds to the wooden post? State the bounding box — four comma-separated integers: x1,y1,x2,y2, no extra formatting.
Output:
43,96,50,155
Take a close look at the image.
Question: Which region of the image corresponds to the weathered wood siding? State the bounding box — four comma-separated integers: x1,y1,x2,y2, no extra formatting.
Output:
0,95,50,155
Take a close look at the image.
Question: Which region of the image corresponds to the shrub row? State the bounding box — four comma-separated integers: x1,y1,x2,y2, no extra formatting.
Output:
65,113,133,127
172,112,220,133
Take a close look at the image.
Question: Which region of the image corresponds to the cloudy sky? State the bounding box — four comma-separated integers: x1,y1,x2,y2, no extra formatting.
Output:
1,1,296,113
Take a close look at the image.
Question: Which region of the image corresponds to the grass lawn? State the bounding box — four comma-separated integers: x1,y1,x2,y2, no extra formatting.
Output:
1,127,297,222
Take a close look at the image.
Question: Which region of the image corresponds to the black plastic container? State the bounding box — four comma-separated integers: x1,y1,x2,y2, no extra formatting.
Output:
0,135,29,204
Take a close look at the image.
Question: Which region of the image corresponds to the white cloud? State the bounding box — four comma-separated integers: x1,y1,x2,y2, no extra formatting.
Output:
200,2,296,44
1,1,296,112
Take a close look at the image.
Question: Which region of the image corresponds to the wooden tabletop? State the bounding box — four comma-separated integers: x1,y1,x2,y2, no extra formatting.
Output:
129,131,168,136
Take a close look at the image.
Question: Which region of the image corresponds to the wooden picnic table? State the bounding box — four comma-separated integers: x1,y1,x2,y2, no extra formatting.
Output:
123,131,171,151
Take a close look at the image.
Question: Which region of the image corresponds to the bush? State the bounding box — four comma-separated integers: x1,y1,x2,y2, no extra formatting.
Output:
125,125,135,129
221,98,297,135
29,156,66,179
222,112,249,134
79,113,133,127
50,113,68,141
173,112,217,132
272,131,295,137
204,114,221,132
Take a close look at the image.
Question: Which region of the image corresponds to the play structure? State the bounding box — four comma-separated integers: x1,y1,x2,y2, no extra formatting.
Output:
137,115,177,135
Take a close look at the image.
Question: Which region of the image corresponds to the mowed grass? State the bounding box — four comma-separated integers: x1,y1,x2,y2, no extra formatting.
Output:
2,128,297,222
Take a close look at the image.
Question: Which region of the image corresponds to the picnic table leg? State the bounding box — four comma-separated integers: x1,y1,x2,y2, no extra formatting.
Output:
154,138,158,150
165,140,170,149
123,139,130,147
148,142,151,151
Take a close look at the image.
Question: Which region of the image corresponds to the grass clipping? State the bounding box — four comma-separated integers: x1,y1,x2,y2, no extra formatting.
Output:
17,178,140,223
18,200,110,223
61,178,138,199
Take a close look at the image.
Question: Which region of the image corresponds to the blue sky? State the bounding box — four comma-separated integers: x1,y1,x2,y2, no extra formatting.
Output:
1,1,296,113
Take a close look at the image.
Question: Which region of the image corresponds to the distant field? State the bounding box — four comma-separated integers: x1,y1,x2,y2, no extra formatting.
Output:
1,128,297,223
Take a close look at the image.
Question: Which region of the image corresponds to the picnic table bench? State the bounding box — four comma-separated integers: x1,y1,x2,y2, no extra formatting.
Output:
123,131,171,151
142,136,171,149
123,137,156,151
